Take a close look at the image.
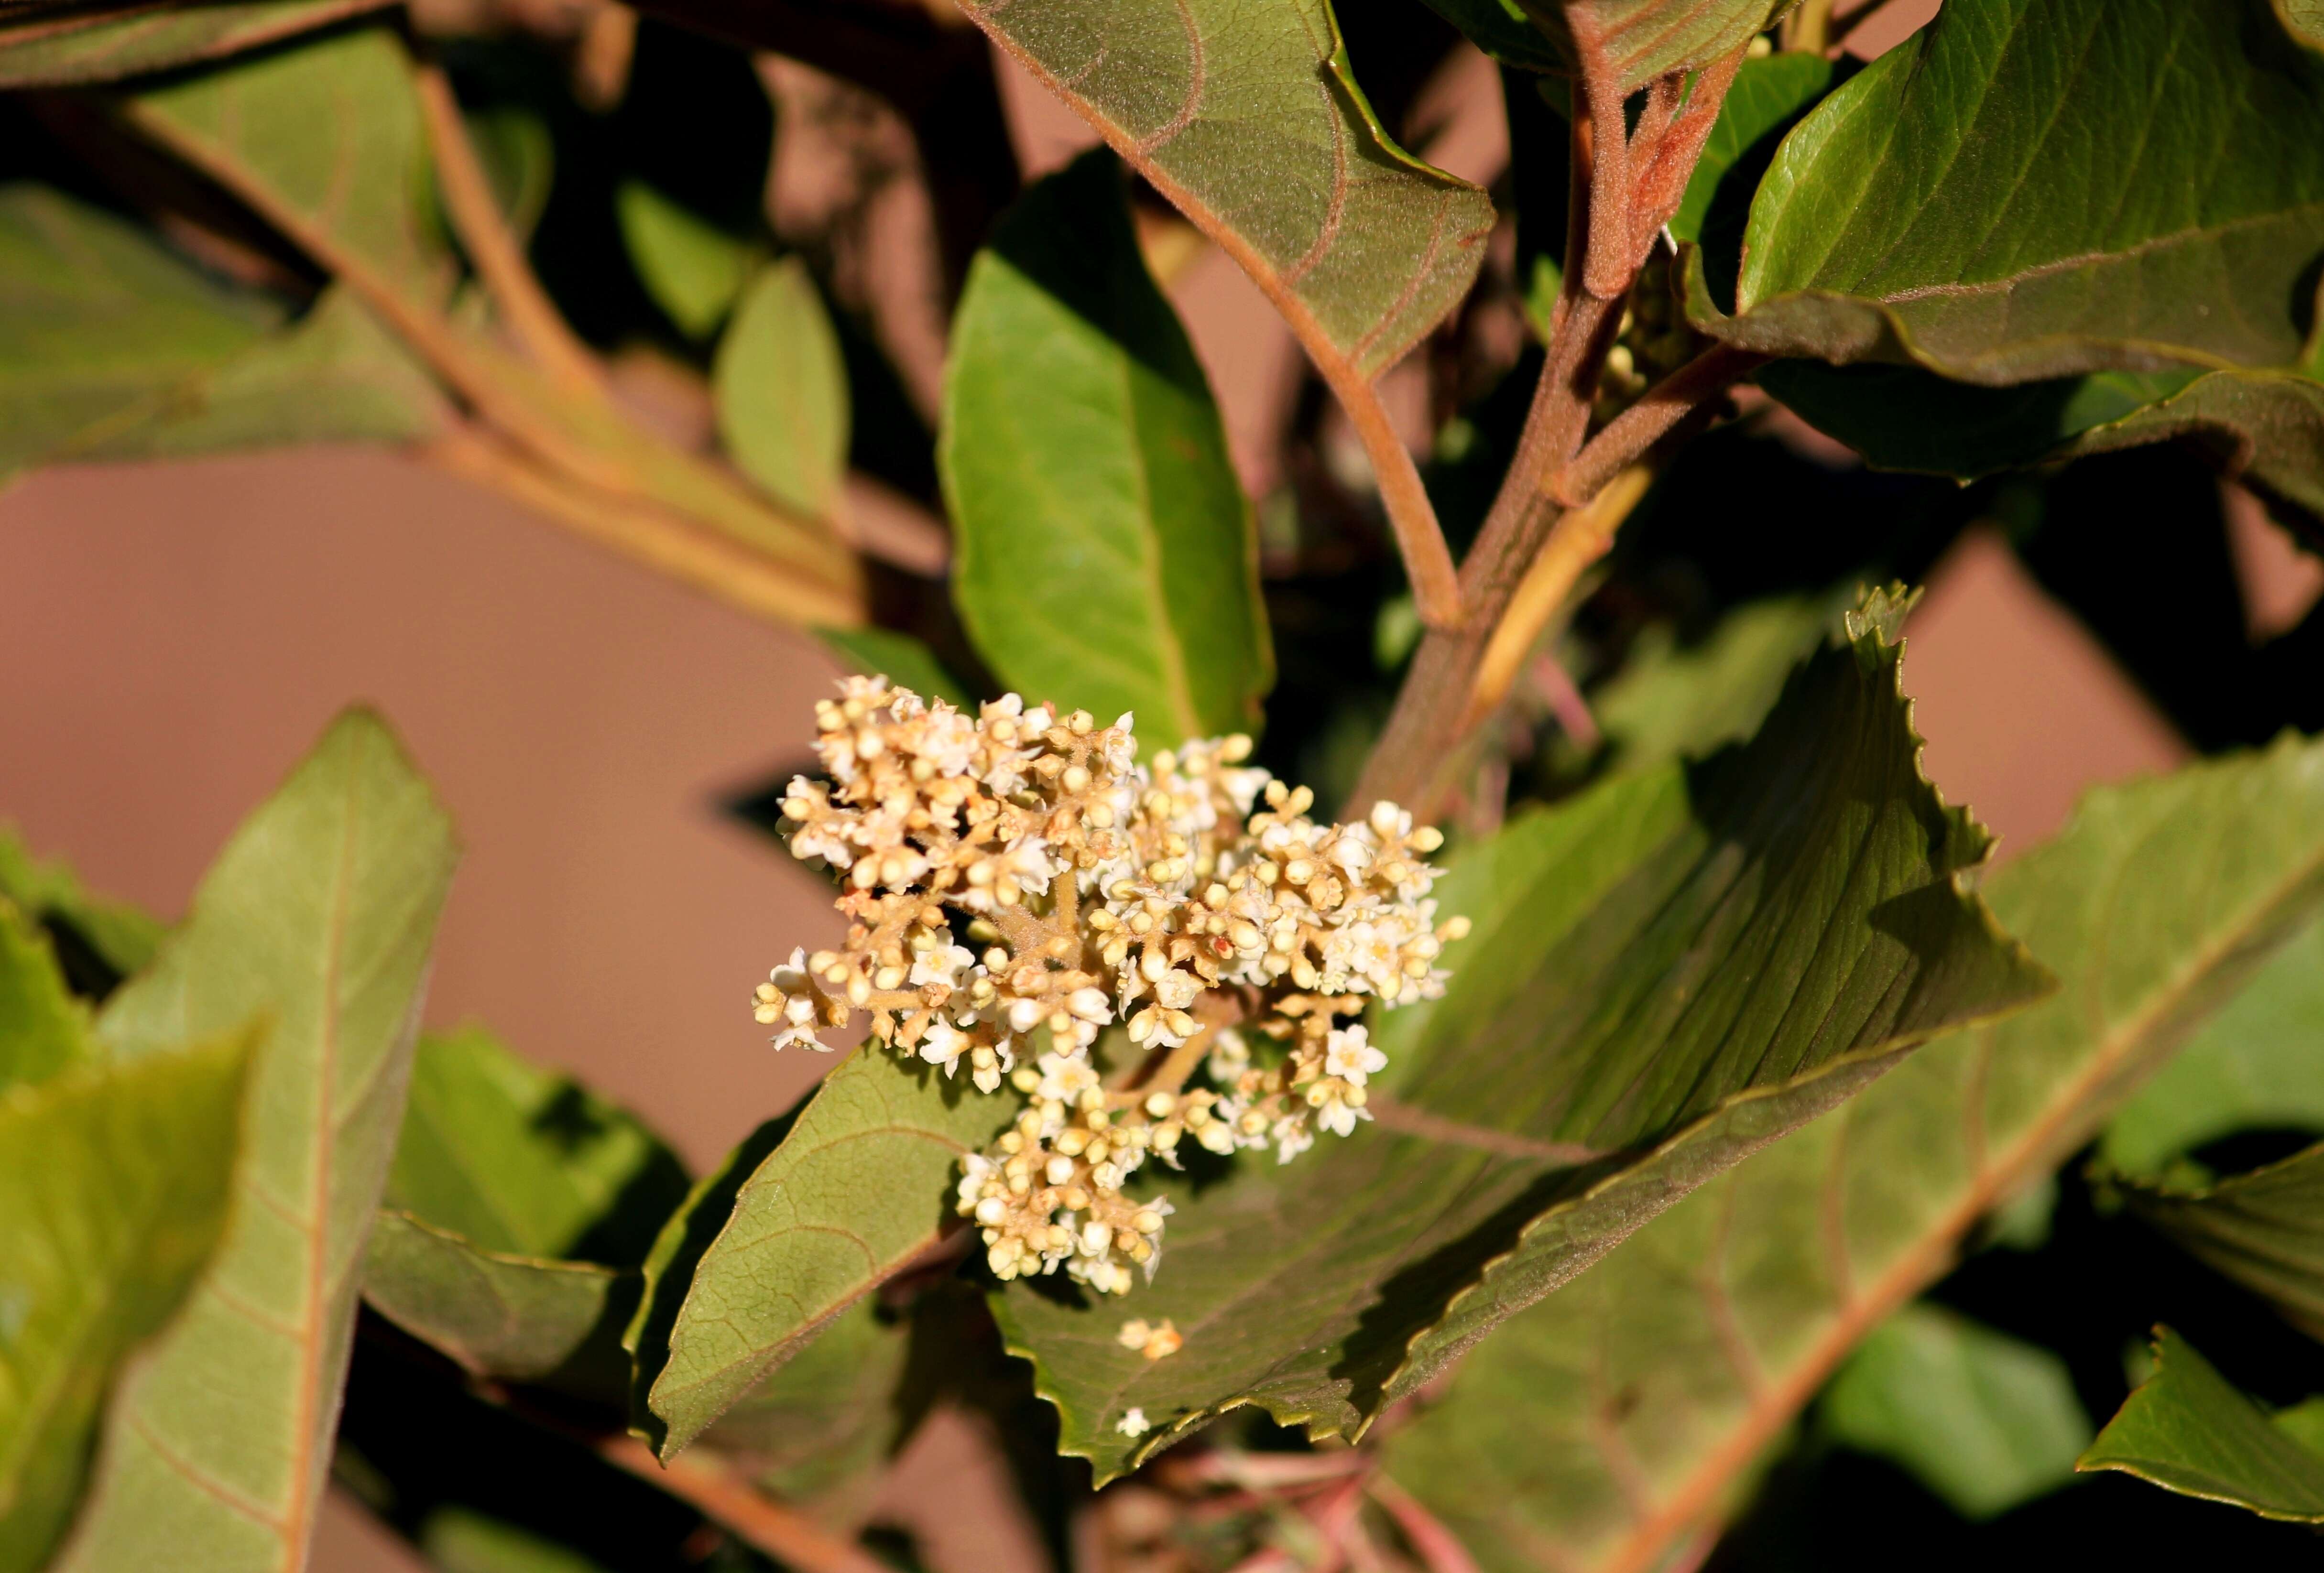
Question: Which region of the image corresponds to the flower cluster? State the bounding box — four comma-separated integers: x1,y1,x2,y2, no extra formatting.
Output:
753,678,1466,1296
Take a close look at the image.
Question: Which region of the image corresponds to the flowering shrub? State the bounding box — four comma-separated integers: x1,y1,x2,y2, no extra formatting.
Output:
9,0,2324,1569
755,678,1465,1293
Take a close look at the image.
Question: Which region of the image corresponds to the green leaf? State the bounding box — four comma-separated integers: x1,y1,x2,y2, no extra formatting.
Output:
1699,0,2324,384
1755,359,2324,536
714,257,849,520
384,1027,689,1266
955,0,1494,380
2278,1396,2324,1453
54,710,459,1573
2102,918,2324,1176
996,597,2052,1483
814,629,976,710
0,1034,253,1573
1819,1303,2091,1519
1571,588,1851,780
0,828,163,987
359,1028,686,1400
1749,361,2205,478
0,899,94,1091
417,1508,613,1573
1667,51,1834,248
623,1113,790,1443
466,105,554,243
677,1296,912,1517
2122,1140,2324,1343
0,186,443,485
106,22,860,608
1381,731,2324,1573
2079,1328,2324,1522
1421,0,1791,96
2281,0,2324,50
123,26,458,316
360,1212,636,1399
0,0,390,88
942,150,1270,745
636,1049,1003,1459
1415,0,1564,71
616,180,754,341
2062,368,2324,538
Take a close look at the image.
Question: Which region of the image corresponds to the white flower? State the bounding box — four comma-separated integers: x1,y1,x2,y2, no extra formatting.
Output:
766,947,813,995
768,1018,829,1053
1327,833,1374,874
910,943,975,992
1126,1004,1189,1049
995,835,1061,894
1035,1050,1100,1105
1314,1088,1370,1139
1101,716,1137,774
956,1152,997,1211
1117,1318,1154,1351
907,704,979,777
919,1019,973,1076
1323,1024,1387,1088
773,1021,830,1053
1206,1028,1251,1084
1117,1407,1151,1438
1272,1114,1314,1164
1152,968,1202,1011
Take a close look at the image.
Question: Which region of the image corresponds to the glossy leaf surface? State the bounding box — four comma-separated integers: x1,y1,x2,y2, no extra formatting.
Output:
1667,51,1833,248
56,712,458,1573
1703,0,2324,384
997,599,2051,1482
1384,732,2324,1573
944,151,1269,744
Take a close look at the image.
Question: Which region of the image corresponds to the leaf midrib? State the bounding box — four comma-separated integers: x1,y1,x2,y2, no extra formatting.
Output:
960,2,1438,376
1574,827,2324,1573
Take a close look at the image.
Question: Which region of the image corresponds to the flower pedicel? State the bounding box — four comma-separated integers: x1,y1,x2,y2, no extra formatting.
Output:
755,678,1467,1297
